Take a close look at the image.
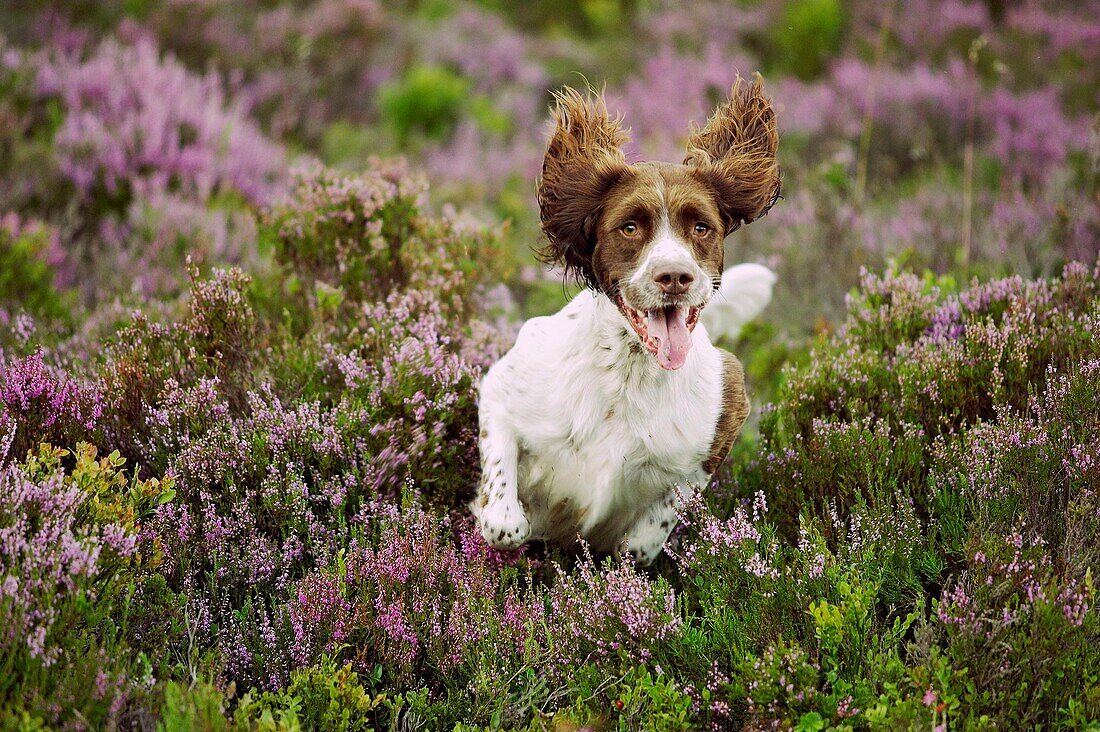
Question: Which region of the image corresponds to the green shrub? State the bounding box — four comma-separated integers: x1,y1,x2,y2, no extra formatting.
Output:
234,658,385,732
740,262,1100,538
502,665,694,732
100,264,258,468
378,65,471,145
768,0,847,80
932,530,1099,729
931,357,1100,569
158,681,231,732
261,160,506,331
0,224,68,323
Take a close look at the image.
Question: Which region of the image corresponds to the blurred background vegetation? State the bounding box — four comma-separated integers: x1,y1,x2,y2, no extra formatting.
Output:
2,0,1096,333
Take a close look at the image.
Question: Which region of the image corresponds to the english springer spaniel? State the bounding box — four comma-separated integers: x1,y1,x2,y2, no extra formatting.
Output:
472,75,781,564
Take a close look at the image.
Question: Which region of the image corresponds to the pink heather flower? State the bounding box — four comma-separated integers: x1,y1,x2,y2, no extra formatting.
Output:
672,494,774,580
0,350,102,431
0,456,139,668
373,597,419,669
94,669,110,699
546,548,681,667
0,350,103,458
288,572,353,667
39,37,285,206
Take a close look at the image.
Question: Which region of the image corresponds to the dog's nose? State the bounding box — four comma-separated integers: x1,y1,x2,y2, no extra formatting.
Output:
654,269,694,295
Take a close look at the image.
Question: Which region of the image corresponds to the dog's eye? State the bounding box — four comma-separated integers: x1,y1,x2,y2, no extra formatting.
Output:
693,222,710,236
620,222,639,236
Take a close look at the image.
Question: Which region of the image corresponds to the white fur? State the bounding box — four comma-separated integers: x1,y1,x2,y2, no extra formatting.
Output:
472,290,723,563
699,263,777,342
628,218,708,303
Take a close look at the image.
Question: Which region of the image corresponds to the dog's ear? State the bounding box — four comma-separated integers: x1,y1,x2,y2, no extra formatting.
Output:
537,87,632,289
684,74,780,235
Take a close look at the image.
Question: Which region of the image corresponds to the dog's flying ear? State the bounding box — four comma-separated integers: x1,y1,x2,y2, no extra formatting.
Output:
537,86,632,289
684,74,780,235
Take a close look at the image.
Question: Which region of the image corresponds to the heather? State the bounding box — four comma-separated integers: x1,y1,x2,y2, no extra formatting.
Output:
2,235,1097,730
2,274,1099,728
1,1,1099,730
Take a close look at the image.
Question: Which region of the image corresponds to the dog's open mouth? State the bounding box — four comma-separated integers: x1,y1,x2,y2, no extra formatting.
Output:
616,296,701,371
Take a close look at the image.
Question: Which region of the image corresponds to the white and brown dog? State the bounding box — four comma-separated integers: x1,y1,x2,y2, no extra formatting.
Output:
472,75,780,564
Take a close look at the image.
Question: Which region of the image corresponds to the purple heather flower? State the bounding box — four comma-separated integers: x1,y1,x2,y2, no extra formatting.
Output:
39,37,285,207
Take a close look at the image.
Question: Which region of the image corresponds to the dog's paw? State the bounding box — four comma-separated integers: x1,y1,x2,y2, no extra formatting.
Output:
618,519,675,566
478,498,531,550
617,538,663,567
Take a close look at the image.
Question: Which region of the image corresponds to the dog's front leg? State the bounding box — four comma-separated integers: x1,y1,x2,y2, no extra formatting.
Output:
618,483,697,565
470,411,531,550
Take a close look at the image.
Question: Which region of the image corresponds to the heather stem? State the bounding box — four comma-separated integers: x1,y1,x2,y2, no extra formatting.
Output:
855,1,896,204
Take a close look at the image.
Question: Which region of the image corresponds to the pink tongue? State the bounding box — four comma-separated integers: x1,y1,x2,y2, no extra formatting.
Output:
648,306,692,370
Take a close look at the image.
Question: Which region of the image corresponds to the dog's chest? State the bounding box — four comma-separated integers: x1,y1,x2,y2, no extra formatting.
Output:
517,360,717,535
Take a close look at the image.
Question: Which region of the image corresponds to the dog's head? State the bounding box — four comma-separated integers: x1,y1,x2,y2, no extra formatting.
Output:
537,74,780,370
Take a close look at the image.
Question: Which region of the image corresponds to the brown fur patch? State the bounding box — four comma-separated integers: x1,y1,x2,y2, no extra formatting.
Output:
661,167,725,282
703,350,750,475
536,87,632,290
683,74,781,233
590,167,658,295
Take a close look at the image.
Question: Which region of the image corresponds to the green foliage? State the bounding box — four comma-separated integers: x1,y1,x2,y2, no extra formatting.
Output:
321,121,386,169
0,225,67,322
235,658,385,732
0,707,50,731
0,55,68,224
375,63,513,152
768,0,847,79
515,665,694,732
379,65,472,145
158,681,231,732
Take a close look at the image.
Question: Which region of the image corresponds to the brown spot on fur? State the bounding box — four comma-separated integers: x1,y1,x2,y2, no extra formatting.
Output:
550,499,571,523
703,350,750,475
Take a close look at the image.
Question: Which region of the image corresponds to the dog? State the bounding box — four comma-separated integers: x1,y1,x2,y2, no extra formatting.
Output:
471,75,780,564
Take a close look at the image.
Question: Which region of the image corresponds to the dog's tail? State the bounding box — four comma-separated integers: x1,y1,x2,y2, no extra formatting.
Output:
700,263,777,342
